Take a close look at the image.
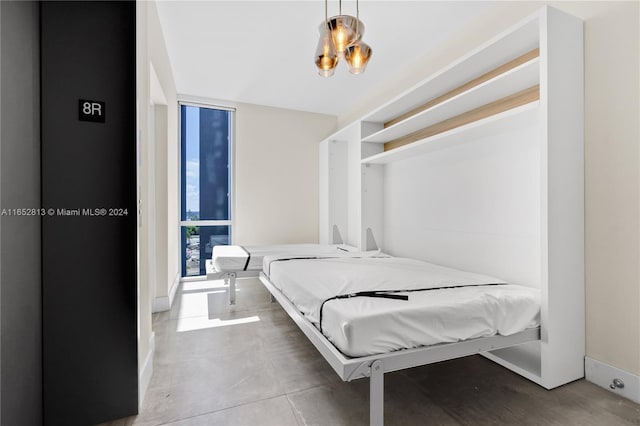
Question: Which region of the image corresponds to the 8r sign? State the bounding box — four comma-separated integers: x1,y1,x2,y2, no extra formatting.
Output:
79,99,105,123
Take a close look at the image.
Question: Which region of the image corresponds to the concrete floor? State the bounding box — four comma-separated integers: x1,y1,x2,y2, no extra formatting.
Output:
103,278,640,426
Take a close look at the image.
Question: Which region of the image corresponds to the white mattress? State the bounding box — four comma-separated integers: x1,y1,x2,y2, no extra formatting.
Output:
263,255,540,357
211,244,357,272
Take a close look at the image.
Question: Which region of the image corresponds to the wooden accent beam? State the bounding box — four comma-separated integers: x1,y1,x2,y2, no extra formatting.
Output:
384,48,540,129
383,85,539,152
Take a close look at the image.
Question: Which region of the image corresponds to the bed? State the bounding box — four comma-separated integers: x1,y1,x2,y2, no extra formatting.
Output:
204,243,357,304
260,253,541,425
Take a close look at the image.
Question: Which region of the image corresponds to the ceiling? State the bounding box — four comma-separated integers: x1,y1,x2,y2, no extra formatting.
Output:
155,1,493,117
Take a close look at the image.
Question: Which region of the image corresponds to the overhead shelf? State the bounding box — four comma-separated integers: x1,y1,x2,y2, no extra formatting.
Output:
361,101,539,165
361,16,539,126
362,56,539,144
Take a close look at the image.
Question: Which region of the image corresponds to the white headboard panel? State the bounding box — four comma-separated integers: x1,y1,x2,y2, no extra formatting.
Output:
383,124,541,288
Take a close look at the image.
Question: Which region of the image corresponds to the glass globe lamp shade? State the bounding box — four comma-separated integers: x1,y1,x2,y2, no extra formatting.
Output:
327,15,364,57
315,26,338,77
345,41,372,74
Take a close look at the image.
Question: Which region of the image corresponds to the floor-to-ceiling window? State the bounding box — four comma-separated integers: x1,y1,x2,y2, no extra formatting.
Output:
180,103,234,277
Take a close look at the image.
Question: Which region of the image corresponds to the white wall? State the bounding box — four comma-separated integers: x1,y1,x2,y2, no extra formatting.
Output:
152,102,169,308
234,103,336,245
136,0,153,405
136,0,180,404
148,3,180,304
339,1,640,377
147,3,180,311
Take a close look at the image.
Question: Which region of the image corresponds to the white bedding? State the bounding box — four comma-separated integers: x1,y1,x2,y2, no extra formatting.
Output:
263,255,540,357
211,244,357,272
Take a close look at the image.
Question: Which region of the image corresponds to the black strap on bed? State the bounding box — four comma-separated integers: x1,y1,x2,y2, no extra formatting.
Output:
318,283,506,334
265,254,388,275
239,246,251,271
268,256,325,265
265,255,348,276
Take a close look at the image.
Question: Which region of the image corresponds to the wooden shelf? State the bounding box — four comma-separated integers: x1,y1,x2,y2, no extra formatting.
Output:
384,48,539,129
361,101,539,164
362,56,539,144
384,85,538,151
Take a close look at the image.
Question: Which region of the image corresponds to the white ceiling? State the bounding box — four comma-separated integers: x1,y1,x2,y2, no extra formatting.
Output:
155,1,493,117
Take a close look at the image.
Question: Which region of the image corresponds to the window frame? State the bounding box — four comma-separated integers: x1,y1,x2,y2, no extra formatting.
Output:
178,100,236,277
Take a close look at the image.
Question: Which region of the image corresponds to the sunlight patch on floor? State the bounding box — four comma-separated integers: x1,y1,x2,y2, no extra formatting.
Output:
181,279,227,292
176,315,260,332
175,280,244,318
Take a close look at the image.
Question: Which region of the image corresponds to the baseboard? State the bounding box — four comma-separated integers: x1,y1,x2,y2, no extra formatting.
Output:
152,273,181,313
152,295,169,313
585,357,640,404
139,332,155,410
168,272,180,306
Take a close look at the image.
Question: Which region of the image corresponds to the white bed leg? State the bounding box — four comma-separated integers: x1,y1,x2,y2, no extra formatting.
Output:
228,272,236,305
370,360,384,426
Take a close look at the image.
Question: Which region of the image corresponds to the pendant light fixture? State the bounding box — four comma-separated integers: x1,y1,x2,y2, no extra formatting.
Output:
315,0,372,77
344,0,372,74
314,0,338,77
